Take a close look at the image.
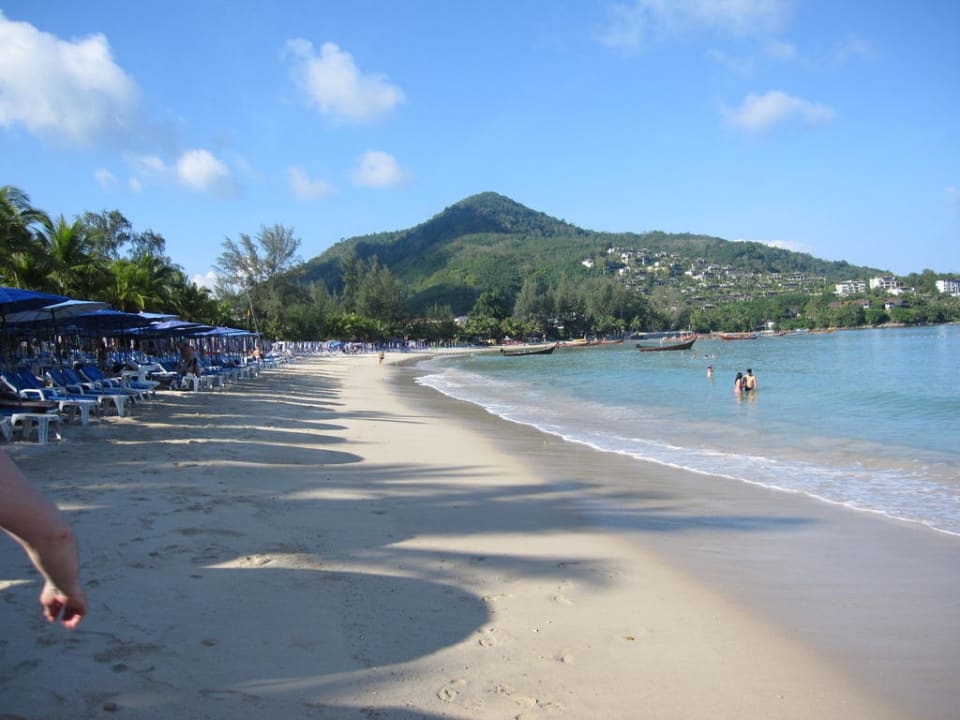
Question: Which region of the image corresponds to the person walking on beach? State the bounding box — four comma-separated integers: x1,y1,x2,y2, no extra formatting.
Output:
743,368,758,392
0,450,87,629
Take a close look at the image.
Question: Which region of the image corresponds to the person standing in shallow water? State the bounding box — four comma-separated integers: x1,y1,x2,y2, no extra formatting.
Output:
734,372,744,393
743,368,758,392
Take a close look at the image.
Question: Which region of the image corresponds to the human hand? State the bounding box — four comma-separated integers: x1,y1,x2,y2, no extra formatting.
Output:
40,582,87,629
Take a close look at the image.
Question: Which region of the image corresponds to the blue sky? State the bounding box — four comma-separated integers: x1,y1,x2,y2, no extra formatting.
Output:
1,1,957,287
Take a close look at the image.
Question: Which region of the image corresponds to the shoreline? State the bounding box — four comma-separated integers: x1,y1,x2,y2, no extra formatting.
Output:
1,355,954,718
393,352,960,719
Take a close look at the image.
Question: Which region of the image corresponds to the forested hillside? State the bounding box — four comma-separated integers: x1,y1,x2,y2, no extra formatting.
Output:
299,192,884,316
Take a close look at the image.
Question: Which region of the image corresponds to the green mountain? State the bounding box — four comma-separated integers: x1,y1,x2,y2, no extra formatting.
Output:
299,191,885,315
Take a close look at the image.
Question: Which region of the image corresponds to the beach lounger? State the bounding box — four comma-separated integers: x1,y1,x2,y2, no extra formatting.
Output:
79,364,157,398
124,360,177,389
0,408,62,444
63,366,146,403
47,368,130,417
2,371,100,425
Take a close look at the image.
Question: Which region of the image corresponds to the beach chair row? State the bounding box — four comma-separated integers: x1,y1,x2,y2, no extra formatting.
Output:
1,357,273,445
0,364,157,444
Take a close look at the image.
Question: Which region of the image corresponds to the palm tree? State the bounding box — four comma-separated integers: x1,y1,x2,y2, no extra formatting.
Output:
37,214,104,297
0,185,48,286
105,254,182,312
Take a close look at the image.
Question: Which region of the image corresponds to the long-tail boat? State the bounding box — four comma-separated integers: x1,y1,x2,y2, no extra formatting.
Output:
636,336,697,352
500,342,559,356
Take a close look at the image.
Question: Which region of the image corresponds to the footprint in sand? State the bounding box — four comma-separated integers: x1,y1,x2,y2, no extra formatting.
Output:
234,554,274,568
477,627,499,647
436,678,466,702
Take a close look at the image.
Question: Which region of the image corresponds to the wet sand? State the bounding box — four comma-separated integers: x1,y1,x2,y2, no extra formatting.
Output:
1,354,954,719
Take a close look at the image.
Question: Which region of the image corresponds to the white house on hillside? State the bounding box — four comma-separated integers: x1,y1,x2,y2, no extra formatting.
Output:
870,276,901,292
936,278,960,295
836,279,867,296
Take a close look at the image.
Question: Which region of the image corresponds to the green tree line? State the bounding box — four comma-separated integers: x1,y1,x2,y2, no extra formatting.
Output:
4,184,959,344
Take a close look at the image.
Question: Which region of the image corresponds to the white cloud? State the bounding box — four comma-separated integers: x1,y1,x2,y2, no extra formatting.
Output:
692,0,790,34
734,237,812,253
288,167,336,199
351,150,410,188
118,153,165,192
192,271,217,290
707,48,754,74
94,168,117,189
283,39,404,123
176,149,230,192
832,34,871,64
0,11,138,145
598,0,791,51
724,90,835,132
765,39,796,60
129,154,166,174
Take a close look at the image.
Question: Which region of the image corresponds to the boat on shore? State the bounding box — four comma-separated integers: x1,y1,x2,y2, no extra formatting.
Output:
500,342,559,356
717,332,759,340
562,337,625,348
637,336,697,352
561,338,599,348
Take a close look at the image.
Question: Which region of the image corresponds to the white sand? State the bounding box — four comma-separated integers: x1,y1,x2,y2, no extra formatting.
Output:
0,355,933,718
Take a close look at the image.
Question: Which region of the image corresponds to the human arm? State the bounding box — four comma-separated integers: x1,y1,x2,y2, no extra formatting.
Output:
0,450,86,628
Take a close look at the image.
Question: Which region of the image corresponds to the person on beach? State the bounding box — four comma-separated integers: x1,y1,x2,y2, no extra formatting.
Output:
743,368,758,392
0,450,87,629
98,340,111,372
378,350,385,365
734,372,744,393
177,342,201,376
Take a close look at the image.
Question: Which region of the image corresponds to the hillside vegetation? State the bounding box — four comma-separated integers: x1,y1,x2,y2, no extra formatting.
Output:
299,191,884,315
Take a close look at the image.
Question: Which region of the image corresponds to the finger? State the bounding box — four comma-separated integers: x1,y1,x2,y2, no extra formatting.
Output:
61,607,85,629
43,599,64,623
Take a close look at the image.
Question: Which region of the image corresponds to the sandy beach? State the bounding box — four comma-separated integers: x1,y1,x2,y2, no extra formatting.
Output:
2,354,956,719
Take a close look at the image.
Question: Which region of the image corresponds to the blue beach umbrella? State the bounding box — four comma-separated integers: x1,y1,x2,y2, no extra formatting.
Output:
0,287,71,367
0,287,72,403
129,319,215,338
64,308,151,336
0,286,70,315
5,299,110,368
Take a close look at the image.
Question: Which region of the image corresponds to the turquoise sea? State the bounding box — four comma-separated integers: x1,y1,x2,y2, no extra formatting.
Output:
416,325,960,537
